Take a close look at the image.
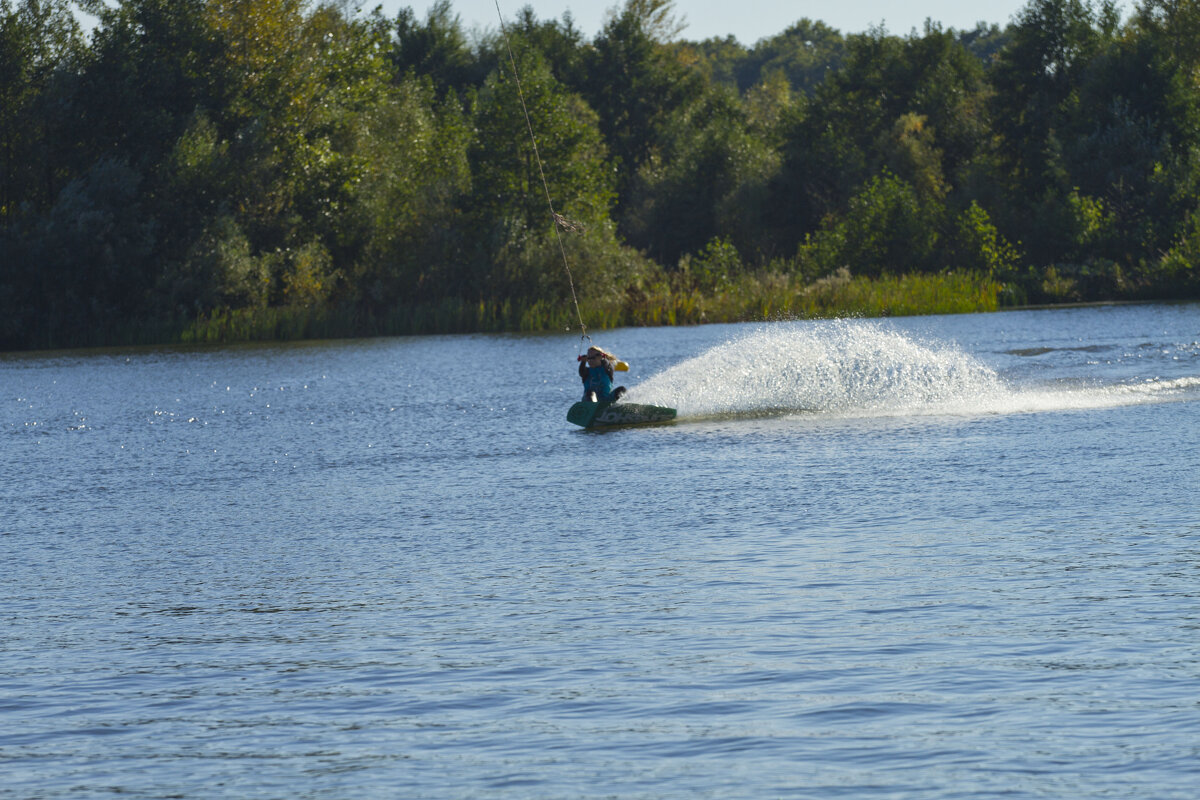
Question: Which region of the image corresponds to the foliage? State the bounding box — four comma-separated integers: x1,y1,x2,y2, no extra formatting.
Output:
391,0,476,95
623,86,780,264
0,0,84,227
5,0,1200,351
580,0,705,211
692,18,846,94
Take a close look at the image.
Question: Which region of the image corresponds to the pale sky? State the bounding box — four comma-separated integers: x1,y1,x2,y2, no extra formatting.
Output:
375,0,1039,43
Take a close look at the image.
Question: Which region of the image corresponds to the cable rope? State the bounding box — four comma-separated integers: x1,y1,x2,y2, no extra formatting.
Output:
492,0,590,348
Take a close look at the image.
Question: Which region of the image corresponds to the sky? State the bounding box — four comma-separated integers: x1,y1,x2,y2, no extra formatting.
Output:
376,0,1038,43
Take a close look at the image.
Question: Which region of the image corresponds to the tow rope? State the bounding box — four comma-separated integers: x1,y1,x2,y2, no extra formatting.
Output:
491,1,590,353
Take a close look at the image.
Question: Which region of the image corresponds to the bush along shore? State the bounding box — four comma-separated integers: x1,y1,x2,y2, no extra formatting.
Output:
3,0,1200,351
15,269,1000,350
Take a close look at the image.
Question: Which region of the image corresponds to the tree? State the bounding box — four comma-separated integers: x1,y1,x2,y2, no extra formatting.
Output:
623,86,778,265
769,24,991,251
347,78,471,308
737,18,845,94
391,1,478,96
1135,0,1200,78
468,49,615,299
581,0,703,211
4,158,157,346
0,0,84,227
503,6,588,89
989,0,1107,200
819,171,941,278
989,0,1200,267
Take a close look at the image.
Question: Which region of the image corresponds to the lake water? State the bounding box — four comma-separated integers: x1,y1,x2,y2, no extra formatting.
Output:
2,303,1199,799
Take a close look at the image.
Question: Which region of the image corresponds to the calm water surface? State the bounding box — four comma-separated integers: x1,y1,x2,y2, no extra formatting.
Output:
2,304,1199,798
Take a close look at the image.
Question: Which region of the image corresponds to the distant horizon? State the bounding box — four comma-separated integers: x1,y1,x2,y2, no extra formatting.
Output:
74,1,1116,44
374,0,1043,44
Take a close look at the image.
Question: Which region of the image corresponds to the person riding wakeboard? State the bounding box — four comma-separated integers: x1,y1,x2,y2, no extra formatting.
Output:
578,345,627,403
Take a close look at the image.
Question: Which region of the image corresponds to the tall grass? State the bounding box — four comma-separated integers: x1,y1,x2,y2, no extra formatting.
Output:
26,270,1002,349
576,269,1002,329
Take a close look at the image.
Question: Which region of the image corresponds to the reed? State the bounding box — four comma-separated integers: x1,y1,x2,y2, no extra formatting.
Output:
570,269,1001,329
19,270,1003,350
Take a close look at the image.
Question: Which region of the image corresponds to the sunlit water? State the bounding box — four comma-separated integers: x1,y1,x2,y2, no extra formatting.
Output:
2,304,1199,799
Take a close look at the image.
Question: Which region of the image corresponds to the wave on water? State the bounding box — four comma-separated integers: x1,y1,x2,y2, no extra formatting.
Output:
1000,375,1200,416
626,320,1199,421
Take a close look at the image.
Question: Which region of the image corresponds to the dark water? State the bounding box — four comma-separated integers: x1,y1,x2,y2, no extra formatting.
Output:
3,304,1199,798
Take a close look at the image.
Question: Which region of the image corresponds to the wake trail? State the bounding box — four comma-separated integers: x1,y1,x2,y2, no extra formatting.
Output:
626,321,1198,421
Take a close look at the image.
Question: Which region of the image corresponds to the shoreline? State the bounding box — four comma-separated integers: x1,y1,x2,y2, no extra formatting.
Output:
4,294,1194,358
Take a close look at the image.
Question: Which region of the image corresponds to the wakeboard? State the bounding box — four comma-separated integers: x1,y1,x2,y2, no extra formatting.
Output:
567,400,677,429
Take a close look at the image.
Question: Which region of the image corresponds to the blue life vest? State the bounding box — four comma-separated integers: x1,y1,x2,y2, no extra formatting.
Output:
584,363,615,400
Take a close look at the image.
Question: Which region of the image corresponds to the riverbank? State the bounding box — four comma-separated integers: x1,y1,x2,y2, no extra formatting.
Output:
6,270,1003,352
11,267,1198,354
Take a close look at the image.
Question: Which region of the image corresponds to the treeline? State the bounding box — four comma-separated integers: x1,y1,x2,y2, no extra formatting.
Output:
2,0,1200,350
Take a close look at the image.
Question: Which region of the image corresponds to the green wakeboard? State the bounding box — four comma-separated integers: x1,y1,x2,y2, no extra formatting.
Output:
567,400,677,429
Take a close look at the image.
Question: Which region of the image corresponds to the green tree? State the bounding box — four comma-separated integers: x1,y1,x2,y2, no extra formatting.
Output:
956,21,1011,64
468,48,615,299
502,6,588,89
795,172,1020,281
989,0,1108,201
582,0,703,209
73,0,219,170
990,0,1200,269
1135,0,1200,78
624,85,779,266
1117,0,1200,259
169,2,397,311
687,34,747,90
947,200,1021,275
736,18,845,94
391,1,479,96
8,158,157,344
821,171,942,278
0,0,84,227
23,1,407,325
348,77,471,308
769,24,990,252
